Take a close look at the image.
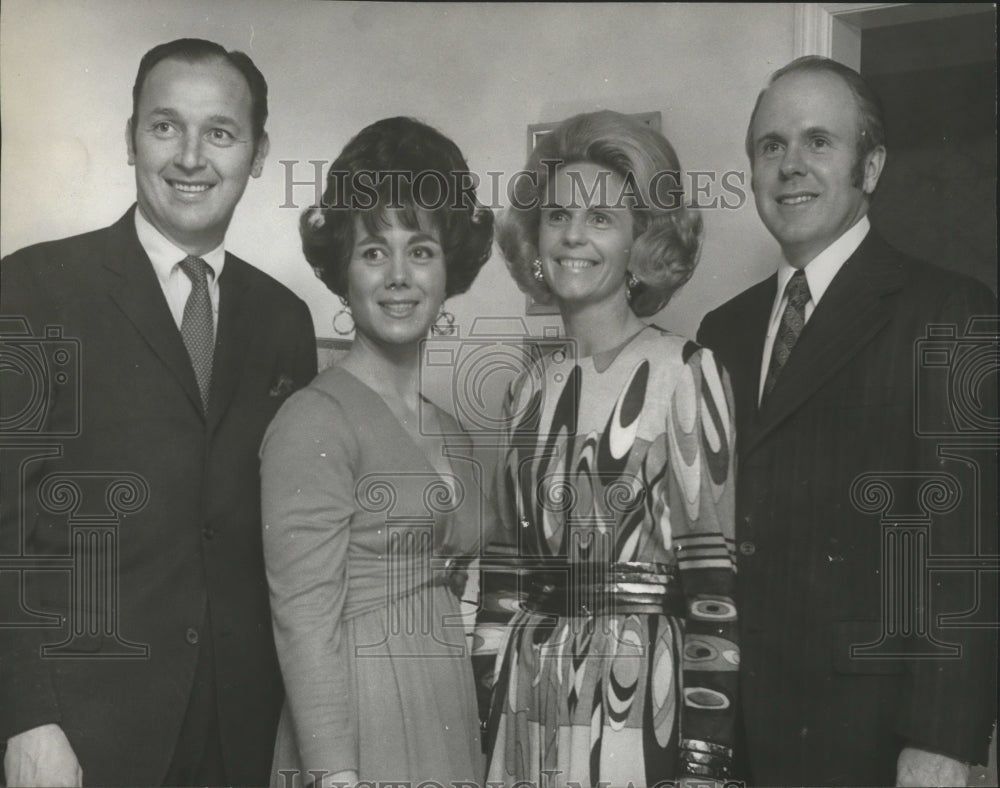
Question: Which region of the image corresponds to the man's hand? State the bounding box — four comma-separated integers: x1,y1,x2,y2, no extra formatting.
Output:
896,746,969,787
4,724,82,787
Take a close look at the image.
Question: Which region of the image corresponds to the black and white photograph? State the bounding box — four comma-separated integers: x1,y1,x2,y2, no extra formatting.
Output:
1,3,996,786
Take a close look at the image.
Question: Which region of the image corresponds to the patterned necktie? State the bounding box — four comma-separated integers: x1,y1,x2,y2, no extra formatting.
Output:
763,269,811,399
179,255,215,410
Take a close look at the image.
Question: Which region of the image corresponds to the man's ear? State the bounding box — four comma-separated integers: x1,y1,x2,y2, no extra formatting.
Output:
125,119,136,166
251,133,269,178
861,145,886,195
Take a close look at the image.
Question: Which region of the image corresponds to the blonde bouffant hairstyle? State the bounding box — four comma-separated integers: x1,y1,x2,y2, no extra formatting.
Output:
497,110,703,317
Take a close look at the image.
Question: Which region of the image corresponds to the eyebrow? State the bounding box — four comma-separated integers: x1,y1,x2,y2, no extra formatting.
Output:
146,107,180,120
355,231,441,246
542,201,621,211
801,125,840,139
756,126,842,145
406,232,442,245
206,113,241,128
145,108,242,128
754,130,785,147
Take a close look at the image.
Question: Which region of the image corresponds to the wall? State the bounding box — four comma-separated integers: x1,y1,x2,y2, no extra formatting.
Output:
1,0,794,348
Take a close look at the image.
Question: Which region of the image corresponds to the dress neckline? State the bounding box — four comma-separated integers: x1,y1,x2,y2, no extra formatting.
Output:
583,324,654,372
333,365,457,489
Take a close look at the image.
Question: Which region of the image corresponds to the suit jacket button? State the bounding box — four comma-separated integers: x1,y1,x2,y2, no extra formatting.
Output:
202,527,215,540
185,628,199,645
739,541,756,556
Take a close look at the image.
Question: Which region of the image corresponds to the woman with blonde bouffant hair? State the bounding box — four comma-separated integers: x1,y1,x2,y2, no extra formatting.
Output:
475,110,739,787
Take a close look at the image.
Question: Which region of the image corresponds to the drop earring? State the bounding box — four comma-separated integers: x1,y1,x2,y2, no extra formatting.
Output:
332,296,355,336
625,271,641,303
532,258,545,285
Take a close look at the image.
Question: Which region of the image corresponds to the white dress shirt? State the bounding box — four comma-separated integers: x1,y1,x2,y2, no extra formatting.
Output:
134,208,225,332
758,215,871,403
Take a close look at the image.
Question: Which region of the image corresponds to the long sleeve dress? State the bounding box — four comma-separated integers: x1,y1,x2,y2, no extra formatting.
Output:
261,366,486,786
475,326,738,787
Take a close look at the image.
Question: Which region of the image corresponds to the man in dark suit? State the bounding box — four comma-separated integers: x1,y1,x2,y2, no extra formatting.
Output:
698,56,997,786
0,39,316,785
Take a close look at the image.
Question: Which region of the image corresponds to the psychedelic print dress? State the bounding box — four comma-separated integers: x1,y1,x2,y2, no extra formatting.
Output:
476,326,738,787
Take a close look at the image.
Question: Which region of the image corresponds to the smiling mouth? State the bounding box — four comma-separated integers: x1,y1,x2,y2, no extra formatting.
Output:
168,180,214,194
777,194,817,206
379,300,419,317
557,258,598,270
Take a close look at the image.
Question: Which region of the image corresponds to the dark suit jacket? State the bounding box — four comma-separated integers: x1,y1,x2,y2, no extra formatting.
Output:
0,208,317,785
698,231,997,786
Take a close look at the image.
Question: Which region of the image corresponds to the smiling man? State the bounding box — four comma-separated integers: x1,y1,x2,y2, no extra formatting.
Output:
0,39,316,786
698,56,997,786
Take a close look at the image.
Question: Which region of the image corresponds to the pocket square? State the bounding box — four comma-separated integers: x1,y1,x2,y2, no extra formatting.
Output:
269,374,295,398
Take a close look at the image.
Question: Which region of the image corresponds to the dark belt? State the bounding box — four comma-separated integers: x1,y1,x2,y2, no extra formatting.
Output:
520,561,684,618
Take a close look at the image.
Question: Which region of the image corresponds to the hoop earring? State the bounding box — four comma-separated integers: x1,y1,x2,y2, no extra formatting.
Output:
432,305,456,336
532,258,546,285
332,297,354,336
625,271,641,304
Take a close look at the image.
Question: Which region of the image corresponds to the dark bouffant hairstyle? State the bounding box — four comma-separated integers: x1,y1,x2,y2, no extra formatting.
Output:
301,117,494,299
497,110,703,318
131,38,268,152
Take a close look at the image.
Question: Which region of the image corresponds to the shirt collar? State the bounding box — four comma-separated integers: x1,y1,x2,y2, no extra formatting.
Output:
775,215,870,305
134,206,226,285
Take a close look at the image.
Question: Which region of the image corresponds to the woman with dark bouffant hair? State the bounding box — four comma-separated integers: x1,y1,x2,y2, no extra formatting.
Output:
261,117,493,787
475,110,739,786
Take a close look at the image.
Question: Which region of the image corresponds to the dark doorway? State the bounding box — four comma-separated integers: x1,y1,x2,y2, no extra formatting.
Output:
862,9,997,294
858,9,998,784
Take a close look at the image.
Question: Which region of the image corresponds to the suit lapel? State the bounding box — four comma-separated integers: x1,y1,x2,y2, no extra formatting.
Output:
104,209,204,415
744,232,904,457
208,256,254,430
727,277,775,437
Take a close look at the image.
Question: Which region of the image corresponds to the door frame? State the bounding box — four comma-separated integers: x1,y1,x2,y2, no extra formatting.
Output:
793,2,994,67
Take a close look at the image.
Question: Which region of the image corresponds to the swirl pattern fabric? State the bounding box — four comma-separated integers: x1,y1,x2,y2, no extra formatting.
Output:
476,327,739,786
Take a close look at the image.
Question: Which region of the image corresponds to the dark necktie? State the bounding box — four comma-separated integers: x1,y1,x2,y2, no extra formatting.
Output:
763,269,811,399
179,255,215,410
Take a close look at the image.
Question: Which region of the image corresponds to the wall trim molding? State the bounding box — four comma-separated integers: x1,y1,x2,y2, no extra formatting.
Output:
793,3,900,59
794,3,993,62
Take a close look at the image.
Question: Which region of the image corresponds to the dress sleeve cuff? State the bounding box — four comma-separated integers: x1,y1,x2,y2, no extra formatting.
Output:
679,738,734,781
